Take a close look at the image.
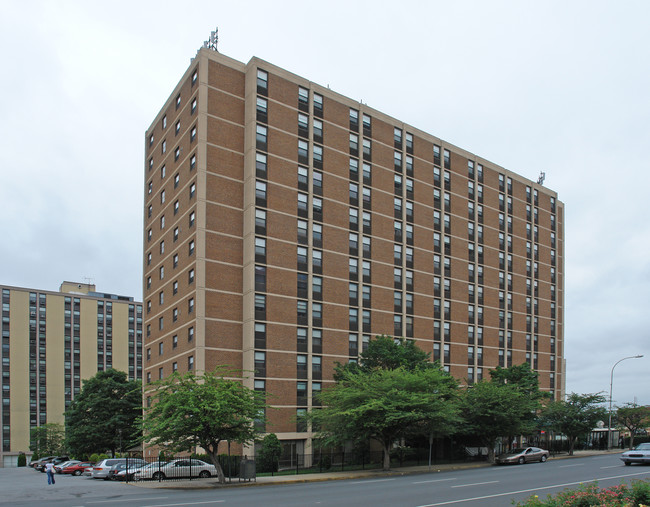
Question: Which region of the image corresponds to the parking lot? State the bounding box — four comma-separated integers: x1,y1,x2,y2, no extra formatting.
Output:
0,466,138,505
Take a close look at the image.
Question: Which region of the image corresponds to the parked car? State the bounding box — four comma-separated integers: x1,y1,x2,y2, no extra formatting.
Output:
90,458,146,479
54,460,80,473
495,447,549,465
620,442,650,466
61,461,95,476
36,456,70,472
29,456,56,469
133,459,217,480
109,462,147,481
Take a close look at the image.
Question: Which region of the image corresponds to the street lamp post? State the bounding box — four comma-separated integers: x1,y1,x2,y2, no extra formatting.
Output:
608,355,643,450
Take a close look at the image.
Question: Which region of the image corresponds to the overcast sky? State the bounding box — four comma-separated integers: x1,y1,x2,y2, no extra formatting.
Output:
1,0,648,406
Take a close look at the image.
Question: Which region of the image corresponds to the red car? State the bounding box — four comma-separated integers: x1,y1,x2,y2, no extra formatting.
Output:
62,462,95,476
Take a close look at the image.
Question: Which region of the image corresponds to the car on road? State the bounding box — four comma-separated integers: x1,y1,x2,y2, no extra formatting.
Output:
495,447,549,465
620,442,650,466
133,459,217,480
61,461,95,476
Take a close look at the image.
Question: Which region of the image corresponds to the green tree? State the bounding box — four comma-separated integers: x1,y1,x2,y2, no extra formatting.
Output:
489,363,548,440
312,366,459,471
29,422,66,457
459,380,533,463
539,392,607,455
335,335,433,380
616,404,650,449
64,369,142,457
142,367,266,484
257,433,282,473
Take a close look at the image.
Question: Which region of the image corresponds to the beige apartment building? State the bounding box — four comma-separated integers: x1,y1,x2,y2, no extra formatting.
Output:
143,46,564,456
0,282,143,467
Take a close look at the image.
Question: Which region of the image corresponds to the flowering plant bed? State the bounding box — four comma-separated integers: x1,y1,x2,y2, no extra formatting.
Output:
514,480,650,506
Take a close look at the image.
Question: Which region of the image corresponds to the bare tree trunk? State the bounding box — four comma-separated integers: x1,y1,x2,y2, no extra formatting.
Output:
207,449,226,484
383,444,391,471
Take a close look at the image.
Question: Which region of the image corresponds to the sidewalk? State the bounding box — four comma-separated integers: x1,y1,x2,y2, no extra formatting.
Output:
130,449,623,490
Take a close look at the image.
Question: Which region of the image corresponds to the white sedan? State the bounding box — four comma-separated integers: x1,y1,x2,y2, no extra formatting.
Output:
133,459,218,480
620,442,650,466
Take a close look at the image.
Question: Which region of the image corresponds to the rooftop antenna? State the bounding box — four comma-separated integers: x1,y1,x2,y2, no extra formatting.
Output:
203,27,219,52
537,171,546,185
82,276,94,286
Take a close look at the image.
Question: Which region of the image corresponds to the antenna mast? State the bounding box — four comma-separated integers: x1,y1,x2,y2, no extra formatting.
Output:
537,171,546,185
203,28,219,52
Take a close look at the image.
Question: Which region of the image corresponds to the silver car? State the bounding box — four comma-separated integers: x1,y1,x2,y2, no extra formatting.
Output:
495,447,550,465
90,458,146,479
620,442,650,466
133,459,217,480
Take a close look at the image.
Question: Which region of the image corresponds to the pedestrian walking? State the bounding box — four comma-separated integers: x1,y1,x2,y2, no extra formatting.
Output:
45,462,56,485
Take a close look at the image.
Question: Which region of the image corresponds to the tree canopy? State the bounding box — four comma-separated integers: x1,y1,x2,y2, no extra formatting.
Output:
64,369,142,458
335,335,432,380
30,423,66,457
142,368,266,483
616,404,650,449
539,392,607,455
312,365,459,470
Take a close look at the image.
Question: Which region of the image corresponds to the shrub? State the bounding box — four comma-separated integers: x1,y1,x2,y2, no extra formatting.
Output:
514,480,650,506
257,434,282,473
17,453,27,467
89,453,100,463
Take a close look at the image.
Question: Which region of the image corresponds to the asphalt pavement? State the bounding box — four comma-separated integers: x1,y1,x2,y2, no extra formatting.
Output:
130,449,624,490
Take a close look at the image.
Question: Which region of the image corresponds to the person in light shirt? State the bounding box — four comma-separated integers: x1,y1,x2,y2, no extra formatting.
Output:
44,462,56,485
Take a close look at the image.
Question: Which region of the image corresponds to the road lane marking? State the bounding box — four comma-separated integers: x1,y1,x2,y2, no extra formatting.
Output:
350,478,396,484
451,480,498,488
601,465,622,469
412,478,458,484
559,464,583,468
87,498,169,504
144,502,225,507
415,470,650,506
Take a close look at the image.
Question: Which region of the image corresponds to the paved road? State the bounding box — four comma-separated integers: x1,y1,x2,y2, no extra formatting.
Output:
2,454,649,506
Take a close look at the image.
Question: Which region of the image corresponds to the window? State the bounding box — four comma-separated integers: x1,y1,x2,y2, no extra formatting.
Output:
298,139,309,162
173,280,178,294
174,200,179,215
256,152,267,176
172,308,178,322
256,180,267,204
159,266,165,280
175,94,181,109
257,69,268,92
349,133,359,154
191,98,197,114
255,237,266,260
190,126,197,143
188,326,194,342
362,138,371,159
175,120,180,135
188,355,194,370
313,93,323,115
189,240,195,256
313,119,323,140
160,189,166,204
188,269,195,284
256,124,267,149
189,182,196,199
188,298,194,314
298,86,309,110
349,108,359,129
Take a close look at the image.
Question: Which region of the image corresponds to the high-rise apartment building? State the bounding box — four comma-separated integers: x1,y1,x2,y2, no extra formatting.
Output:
143,47,564,456
0,282,143,467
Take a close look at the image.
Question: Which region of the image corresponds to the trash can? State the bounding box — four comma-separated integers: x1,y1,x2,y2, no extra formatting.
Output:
239,459,256,482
